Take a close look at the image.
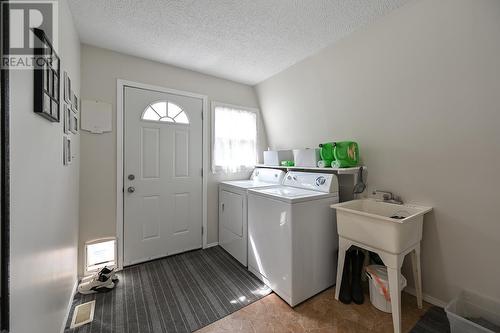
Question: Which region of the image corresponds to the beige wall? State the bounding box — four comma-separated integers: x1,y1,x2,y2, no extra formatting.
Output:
256,0,500,303
79,45,264,274
9,0,81,332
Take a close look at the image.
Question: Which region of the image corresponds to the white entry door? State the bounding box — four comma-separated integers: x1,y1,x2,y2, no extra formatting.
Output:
124,86,203,266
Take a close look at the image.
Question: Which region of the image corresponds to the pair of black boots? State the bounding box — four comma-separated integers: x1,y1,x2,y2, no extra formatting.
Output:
339,249,365,304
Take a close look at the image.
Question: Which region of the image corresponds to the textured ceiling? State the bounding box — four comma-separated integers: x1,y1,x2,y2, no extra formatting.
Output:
67,0,411,85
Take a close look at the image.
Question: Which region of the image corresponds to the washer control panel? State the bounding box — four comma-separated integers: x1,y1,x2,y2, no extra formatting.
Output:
283,172,338,193
251,168,286,184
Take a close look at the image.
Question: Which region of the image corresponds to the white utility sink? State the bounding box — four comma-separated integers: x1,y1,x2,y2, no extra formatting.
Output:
332,199,432,333
331,199,432,254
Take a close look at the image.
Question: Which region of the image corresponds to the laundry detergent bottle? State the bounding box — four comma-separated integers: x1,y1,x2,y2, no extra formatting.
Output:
318,142,335,167
332,141,359,168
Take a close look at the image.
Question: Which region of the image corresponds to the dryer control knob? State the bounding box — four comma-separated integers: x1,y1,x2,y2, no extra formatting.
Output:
316,176,326,186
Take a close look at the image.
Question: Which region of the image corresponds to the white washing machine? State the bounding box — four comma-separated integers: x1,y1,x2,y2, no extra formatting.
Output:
219,168,286,266
247,171,339,306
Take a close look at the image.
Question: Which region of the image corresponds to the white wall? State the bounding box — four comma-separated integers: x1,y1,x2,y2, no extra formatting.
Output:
9,0,81,332
256,0,500,303
79,45,263,274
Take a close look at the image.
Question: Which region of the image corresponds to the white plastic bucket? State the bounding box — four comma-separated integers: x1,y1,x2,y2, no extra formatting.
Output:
366,265,407,313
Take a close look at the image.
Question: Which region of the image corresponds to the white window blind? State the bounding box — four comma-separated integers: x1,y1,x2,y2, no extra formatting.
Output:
213,104,257,173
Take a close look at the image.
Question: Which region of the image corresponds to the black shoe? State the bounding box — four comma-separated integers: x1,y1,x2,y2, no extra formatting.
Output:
339,251,353,304
351,250,365,304
98,266,119,282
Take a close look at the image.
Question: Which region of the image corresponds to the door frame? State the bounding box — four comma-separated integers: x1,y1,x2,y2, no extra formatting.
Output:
116,79,209,270
1,0,10,329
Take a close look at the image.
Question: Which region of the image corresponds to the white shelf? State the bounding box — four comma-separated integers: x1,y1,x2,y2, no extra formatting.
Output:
255,164,364,175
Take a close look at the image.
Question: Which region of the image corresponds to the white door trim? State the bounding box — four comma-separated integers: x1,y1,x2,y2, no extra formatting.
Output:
116,79,209,270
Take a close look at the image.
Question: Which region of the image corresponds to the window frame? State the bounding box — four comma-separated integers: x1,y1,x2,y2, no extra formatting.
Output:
211,101,260,174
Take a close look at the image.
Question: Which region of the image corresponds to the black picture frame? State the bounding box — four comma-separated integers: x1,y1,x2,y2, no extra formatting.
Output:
33,28,60,122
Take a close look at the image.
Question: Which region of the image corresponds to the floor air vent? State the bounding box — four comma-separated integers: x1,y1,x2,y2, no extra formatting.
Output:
70,300,95,329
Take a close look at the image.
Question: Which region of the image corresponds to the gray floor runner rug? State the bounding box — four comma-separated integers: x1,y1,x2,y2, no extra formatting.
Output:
65,246,271,333
410,306,451,333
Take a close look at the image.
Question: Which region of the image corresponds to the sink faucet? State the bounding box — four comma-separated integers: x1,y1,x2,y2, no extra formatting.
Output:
372,190,404,205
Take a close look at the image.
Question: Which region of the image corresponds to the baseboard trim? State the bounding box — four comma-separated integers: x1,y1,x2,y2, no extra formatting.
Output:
404,287,447,308
60,278,78,333
205,242,219,248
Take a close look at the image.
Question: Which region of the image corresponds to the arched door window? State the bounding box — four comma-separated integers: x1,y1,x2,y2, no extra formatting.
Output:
141,101,189,124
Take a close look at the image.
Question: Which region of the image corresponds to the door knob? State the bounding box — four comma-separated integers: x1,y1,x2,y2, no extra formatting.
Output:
127,186,135,193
